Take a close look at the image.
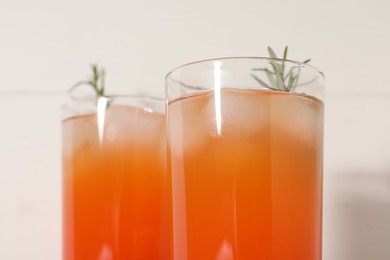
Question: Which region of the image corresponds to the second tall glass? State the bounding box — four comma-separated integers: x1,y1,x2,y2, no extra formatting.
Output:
166,58,325,260
62,96,171,259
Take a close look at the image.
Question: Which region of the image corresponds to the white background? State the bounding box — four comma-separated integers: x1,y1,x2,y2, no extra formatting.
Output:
1,0,390,259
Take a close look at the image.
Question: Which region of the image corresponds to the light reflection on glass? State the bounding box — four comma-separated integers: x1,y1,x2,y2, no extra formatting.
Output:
213,61,222,136
97,96,108,143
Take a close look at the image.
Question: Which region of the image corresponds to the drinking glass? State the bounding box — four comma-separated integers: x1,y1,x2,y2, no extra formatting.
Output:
166,57,324,260
62,95,171,259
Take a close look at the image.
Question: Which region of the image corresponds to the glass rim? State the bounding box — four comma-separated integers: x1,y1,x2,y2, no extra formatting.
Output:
165,56,325,81
65,93,164,103
61,94,165,115
61,94,165,122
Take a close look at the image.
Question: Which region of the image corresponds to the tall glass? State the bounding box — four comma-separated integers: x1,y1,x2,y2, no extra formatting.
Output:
166,58,324,260
62,96,171,259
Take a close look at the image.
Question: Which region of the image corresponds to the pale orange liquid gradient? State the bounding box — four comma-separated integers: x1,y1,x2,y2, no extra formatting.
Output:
62,105,170,260
168,89,324,260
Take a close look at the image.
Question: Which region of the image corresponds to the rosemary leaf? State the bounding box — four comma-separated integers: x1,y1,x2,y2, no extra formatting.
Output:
252,46,311,92
267,47,278,59
283,46,288,60
265,70,277,88
69,64,106,97
251,74,271,89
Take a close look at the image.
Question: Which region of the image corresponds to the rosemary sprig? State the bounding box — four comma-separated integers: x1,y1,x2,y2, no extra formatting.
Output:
252,46,311,92
69,64,106,97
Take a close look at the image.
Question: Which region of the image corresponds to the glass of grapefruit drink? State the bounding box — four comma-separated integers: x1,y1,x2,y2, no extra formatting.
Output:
166,57,324,260
62,95,171,260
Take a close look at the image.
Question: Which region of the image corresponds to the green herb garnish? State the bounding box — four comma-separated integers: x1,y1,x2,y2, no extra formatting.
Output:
252,46,311,92
69,64,106,97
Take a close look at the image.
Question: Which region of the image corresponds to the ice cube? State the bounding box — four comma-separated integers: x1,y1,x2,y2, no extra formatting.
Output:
62,114,99,160
104,105,165,146
168,93,210,155
270,93,323,145
168,89,272,156
62,105,165,160
199,88,271,138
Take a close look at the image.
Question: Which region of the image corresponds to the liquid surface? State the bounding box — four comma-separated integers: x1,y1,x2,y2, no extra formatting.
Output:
62,105,171,260
168,88,324,260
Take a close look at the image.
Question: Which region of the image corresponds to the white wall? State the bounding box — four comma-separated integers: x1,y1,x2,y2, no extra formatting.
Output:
0,0,389,259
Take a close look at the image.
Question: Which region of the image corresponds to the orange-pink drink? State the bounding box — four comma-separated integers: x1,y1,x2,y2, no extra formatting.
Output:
62,102,171,260
168,88,323,259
